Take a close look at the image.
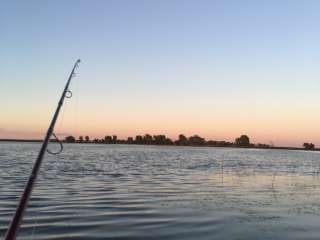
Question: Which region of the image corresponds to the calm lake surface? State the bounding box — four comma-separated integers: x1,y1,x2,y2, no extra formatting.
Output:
1,142,320,239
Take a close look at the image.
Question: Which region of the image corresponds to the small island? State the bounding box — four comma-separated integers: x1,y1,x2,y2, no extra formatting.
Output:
1,134,316,151
58,134,315,151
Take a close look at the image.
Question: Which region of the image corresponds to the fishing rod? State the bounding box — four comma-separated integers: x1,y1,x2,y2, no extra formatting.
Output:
4,59,81,240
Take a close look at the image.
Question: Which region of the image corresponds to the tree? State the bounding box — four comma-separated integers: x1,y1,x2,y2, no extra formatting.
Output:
135,135,143,144
127,137,134,144
112,135,117,144
143,134,153,144
188,135,205,146
153,135,166,145
235,135,250,147
65,135,76,143
85,136,90,142
105,135,112,144
303,142,315,150
79,136,83,143
177,134,188,145
165,137,174,145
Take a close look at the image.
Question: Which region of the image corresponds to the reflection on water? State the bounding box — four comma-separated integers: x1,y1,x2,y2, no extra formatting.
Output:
1,142,320,239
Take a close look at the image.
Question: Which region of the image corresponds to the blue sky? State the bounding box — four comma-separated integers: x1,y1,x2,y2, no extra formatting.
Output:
2,0,320,146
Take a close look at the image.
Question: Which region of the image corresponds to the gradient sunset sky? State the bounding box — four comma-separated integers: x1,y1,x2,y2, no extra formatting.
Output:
2,0,320,147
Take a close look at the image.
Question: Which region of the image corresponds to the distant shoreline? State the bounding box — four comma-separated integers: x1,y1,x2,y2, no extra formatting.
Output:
0,138,318,152
0,139,43,142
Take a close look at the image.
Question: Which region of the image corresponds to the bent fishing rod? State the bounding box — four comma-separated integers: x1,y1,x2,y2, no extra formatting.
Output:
4,59,81,240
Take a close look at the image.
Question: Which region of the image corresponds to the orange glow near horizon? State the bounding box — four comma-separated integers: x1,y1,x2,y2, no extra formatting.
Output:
2,97,320,147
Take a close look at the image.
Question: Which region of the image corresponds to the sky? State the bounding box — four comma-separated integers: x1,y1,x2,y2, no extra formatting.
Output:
2,0,320,147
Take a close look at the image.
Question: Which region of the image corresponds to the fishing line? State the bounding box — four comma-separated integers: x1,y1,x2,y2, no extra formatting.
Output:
68,74,81,233
32,65,80,240
30,86,70,240
5,60,81,239
73,69,80,140
57,94,68,135
30,204,39,239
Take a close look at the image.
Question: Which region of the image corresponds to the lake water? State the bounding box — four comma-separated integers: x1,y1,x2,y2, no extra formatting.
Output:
1,142,320,239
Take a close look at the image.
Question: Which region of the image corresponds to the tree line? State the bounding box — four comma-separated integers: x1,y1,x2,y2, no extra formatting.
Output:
63,134,272,148
62,134,317,150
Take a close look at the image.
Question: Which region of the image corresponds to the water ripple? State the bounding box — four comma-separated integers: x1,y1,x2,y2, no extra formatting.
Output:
1,143,320,239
